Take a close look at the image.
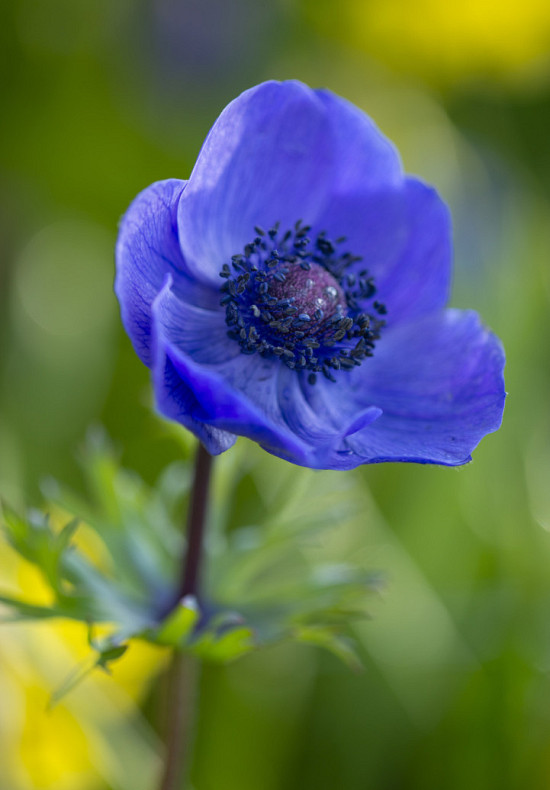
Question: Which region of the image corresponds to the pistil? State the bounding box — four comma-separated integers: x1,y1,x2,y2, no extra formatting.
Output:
220,221,386,383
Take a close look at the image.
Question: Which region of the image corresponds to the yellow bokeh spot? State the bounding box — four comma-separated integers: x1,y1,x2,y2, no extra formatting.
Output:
91,623,170,701
16,558,56,607
19,686,96,790
0,540,167,789
305,0,550,88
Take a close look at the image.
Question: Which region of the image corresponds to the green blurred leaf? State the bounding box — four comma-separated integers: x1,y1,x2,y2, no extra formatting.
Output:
293,625,363,671
154,596,199,647
193,625,256,662
49,639,129,709
0,594,67,622
97,644,129,669
1,432,379,683
48,653,99,710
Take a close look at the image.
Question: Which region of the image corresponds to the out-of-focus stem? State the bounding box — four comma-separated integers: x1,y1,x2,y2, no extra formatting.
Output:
158,442,213,790
178,441,213,601
158,652,199,790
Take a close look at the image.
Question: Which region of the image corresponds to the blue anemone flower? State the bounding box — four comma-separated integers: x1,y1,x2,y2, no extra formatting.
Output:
115,80,505,470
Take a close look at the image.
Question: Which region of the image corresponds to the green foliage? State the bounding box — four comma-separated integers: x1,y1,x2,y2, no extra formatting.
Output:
0,431,378,697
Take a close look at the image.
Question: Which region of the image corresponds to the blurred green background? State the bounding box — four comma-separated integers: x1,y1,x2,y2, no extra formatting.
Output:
2,0,550,788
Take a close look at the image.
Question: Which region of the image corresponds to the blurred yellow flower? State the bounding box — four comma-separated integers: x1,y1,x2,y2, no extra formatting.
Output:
0,543,168,789
304,0,550,88
18,686,94,790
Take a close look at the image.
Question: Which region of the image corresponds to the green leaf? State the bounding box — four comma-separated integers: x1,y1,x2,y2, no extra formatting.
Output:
0,594,67,621
54,517,80,555
154,596,199,647
97,644,129,670
48,654,99,710
1,432,378,683
49,640,129,709
192,625,256,662
293,625,363,671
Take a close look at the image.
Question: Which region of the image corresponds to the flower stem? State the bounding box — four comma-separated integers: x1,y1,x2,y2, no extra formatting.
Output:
158,442,213,790
178,441,213,601
158,652,199,790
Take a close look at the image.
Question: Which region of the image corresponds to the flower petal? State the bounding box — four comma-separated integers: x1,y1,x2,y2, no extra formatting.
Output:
177,80,403,283
152,283,308,460
157,354,238,455
151,276,238,366
317,177,452,328
177,82,332,283
151,282,382,465
276,370,382,466
337,309,506,466
315,88,402,194
115,179,219,366
115,180,187,365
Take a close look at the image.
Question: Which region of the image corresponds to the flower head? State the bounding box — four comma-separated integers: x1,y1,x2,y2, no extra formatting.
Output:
115,80,505,470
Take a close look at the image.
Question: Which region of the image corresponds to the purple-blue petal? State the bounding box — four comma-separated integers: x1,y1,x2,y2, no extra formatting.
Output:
151,276,238,366
177,80,403,283
152,282,309,461
331,309,505,467
274,370,382,465
315,88,402,194
115,179,220,366
115,179,187,365
151,283,383,466
317,177,452,328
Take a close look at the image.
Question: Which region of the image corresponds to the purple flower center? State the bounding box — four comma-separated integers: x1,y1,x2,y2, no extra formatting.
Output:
220,221,386,384
267,264,346,330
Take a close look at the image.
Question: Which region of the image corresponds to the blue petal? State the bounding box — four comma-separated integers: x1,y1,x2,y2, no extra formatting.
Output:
151,282,382,465
151,282,237,454
151,276,239,365
317,177,452,328
157,353,238,455
332,309,506,467
152,283,307,460
177,80,403,283
275,370,382,465
315,88,402,194
294,373,381,437
115,179,218,366
115,180,186,365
